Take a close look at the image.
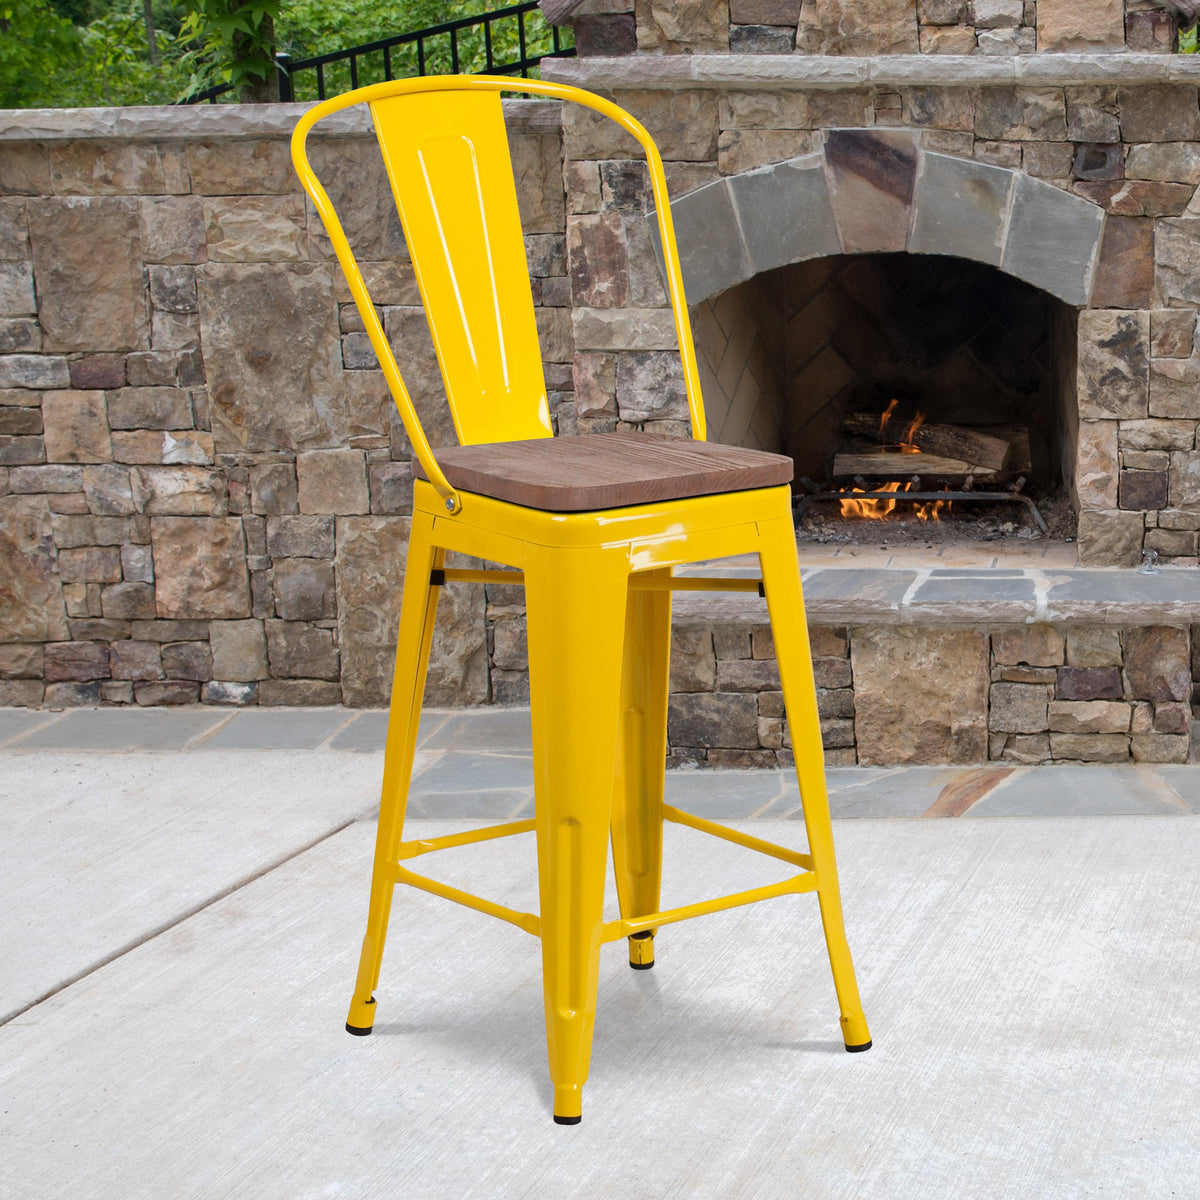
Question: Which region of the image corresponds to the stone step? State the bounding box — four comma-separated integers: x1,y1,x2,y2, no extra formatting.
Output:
671,564,1200,628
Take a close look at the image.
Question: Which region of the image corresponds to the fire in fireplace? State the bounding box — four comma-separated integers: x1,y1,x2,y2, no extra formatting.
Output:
806,399,1047,531
692,251,1078,544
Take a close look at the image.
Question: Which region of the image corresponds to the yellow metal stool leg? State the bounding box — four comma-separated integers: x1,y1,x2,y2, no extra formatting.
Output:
525,545,630,1125
346,512,445,1035
758,512,872,1052
611,568,671,970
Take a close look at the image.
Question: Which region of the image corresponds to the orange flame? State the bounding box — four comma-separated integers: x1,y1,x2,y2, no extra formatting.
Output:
901,412,924,453
838,480,952,522
913,493,950,522
877,402,924,453
842,406,952,521
839,480,904,519
878,399,900,441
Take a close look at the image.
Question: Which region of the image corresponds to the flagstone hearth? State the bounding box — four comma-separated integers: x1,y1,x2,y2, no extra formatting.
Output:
658,560,1200,767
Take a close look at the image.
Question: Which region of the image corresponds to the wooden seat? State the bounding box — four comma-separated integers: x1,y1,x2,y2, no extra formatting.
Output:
413,431,794,512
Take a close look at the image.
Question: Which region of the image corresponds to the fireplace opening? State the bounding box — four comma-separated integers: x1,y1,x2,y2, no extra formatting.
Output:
693,252,1080,549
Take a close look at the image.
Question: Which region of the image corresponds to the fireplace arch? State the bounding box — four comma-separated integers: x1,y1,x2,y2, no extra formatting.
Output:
656,130,1126,551
661,129,1105,309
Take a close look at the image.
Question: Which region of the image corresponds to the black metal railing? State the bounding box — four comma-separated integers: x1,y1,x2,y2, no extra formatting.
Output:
181,2,575,104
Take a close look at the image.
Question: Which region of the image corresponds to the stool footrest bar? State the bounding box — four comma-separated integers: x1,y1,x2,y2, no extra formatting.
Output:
399,818,536,860
664,805,814,871
389,809,816,944
393,864,541,936
602,871,817,942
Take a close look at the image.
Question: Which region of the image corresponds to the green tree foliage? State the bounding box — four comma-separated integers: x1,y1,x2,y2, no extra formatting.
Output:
2,0,568,108
62,1,191,105
178,0,280,101
279,0,474,56
0,0,80,107
4,0,189,106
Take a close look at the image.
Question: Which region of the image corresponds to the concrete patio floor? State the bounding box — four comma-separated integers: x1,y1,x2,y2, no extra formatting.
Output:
3,706,1200,1198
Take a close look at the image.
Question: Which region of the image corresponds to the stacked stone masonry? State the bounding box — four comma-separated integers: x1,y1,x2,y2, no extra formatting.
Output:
564,0,1176,57
0,106,571,710
650,619,1198,766
4,5,1200,766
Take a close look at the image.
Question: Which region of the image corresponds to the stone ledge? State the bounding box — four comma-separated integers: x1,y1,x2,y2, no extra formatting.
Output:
671,566,1200,627
545,53,1200,91
0,98,562,142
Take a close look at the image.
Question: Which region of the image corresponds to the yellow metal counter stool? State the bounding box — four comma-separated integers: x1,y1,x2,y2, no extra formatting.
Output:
292,76,871,1125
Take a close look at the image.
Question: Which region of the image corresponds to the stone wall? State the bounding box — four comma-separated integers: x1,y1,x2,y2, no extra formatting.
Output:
559,0,1177,57
663,618,1198,765
5,59,1200,731
0,103,572,709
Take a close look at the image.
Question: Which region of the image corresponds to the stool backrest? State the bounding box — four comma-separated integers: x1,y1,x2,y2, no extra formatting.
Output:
292,76,705,514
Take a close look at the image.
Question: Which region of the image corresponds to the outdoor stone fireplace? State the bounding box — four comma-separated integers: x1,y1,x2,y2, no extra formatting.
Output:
0,0,1196,766
546,44,1200,568
542,0,1200,765
740,252,1072,492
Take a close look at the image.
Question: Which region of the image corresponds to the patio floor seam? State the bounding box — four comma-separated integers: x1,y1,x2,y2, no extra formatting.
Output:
0,814,367,1030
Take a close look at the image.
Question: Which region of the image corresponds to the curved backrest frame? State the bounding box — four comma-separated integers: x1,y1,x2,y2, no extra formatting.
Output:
292,75,706,516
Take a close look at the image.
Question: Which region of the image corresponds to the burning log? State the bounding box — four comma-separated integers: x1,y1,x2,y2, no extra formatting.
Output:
988,425,1032,475
803,406,1042,528
840,413,1013,474
832,451,999,478
908,425,1011,473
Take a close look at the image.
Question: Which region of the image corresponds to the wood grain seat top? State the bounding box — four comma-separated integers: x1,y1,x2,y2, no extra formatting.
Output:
413,431,794,512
